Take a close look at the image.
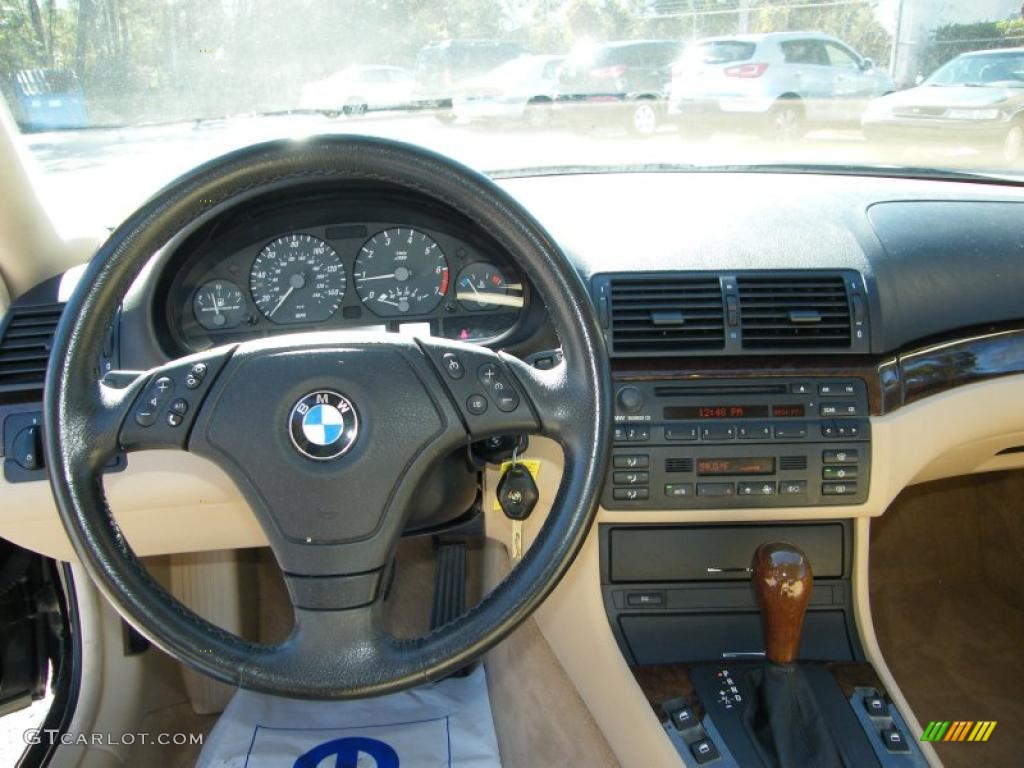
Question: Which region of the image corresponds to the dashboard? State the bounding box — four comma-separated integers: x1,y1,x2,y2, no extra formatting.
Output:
156,189,534,354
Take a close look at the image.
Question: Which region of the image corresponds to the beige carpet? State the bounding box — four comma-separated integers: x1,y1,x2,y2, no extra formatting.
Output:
870,471,1024,768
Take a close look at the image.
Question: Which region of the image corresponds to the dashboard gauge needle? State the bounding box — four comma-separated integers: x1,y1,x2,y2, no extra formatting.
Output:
268,286,295,318
377,297,401,308
209,292,221,317
358,273,396,282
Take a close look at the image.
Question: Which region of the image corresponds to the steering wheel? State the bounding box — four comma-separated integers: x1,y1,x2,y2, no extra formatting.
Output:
43,136,611,698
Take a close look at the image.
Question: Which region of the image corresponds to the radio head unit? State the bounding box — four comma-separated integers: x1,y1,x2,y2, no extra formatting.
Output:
604,378,870,509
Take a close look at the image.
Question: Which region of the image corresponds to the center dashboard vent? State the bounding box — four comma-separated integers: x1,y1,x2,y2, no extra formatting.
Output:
607,277,725,354
0,303,64,397
737,275,852,350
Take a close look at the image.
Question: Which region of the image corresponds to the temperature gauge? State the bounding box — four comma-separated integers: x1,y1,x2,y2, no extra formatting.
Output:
456,262,522,311
192,280,246,330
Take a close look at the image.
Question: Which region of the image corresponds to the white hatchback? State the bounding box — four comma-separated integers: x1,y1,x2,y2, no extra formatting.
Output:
669,32,895,139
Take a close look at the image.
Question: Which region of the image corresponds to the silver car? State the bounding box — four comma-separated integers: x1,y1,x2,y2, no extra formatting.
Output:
669,32,895,140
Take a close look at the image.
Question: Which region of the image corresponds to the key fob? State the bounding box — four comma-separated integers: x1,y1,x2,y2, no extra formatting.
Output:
497,464,539,521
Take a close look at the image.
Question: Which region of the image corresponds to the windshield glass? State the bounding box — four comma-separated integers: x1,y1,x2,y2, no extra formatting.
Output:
2,0,1023,235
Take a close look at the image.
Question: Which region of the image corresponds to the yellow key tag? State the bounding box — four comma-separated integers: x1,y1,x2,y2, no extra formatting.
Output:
492,459,541,512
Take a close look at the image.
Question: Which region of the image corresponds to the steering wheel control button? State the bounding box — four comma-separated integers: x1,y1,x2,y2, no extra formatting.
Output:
288,391,359,461
442,353,465,379
477,363,520,412
185,362,207,389
170,398,189,416
166,412,183,428
135,376,173,427
466,394,488,415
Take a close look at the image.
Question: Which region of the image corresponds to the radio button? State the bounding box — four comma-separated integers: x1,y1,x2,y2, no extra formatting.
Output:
790,382,813,394
614,426,628,442
773,423,807,439
700,424,736,441
664,483,694,498
821,421,837,438
613,487,649,501
737,423,771,440
626,426,650,442
616,386,645,414
822,481,857,495
836,420,861,437
665,425,698,441
697,482,735,497
738,481,777,496
823,449,859,464
614,471,649,485
823,466,858,480
820,402,857,417
780,480,808,496
614,455,649,469
819,382,857,396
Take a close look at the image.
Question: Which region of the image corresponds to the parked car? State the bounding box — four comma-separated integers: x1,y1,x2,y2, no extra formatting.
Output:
452,54,565,127
414,39,530,122
669,32,894,140
557,40,683,135
862,47,1024,163
299,65,414,116
9,68,88,131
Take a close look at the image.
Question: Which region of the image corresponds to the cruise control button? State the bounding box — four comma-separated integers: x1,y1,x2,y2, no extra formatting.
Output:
441,352,465,379
466,394,488,415
135,376,173,427
495,393,519,412
613,487,649,501
184,362,207,390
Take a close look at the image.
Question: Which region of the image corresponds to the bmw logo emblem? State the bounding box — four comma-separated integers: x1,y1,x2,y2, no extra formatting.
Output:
288,390,359,461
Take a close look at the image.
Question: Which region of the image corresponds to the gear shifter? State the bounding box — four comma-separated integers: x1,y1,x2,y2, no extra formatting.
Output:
743,542,844,768
752,542,813,663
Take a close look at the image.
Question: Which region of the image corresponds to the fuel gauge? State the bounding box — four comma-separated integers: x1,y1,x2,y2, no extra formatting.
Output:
456,262,522,311
193,279,247,330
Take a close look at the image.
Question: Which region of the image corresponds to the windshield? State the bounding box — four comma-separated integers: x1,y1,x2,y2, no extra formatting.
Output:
927,51,1024,87
2,0,1023,235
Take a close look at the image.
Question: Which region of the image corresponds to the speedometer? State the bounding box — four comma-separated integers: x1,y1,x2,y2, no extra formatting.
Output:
250,234,345,324
354,228,449,317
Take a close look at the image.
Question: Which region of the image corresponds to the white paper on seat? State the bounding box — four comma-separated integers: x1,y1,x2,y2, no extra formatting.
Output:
197,666,501,768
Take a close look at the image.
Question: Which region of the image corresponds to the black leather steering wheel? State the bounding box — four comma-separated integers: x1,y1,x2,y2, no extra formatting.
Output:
43,136,611,698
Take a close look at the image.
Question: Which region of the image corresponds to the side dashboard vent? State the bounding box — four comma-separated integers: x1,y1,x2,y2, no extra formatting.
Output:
609,277,724,354
0,303,64,397
738,275,851,349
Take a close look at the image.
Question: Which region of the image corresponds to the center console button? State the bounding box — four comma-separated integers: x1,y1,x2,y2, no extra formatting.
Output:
613,471,648,485
737,423,770,440
822,481,857,495
665,425,698,441
626,426,650,442
700,424,736,441
664,483,694,498
738,481,776,496
690,738,721,765
822,465,858,480
880,728,910,754
697,482,734,497
614,454,649,469
779,480,807,495
820,401,857,417
616,386,644,414
819,382,857,396
613,487,649,501
823,449,858,464
773,423,807,439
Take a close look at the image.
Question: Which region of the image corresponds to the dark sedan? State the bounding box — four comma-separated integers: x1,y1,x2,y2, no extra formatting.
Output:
862,48,1024,163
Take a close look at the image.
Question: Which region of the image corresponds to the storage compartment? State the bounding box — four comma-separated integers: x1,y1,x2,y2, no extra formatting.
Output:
620,610,855,664
607,523,846,583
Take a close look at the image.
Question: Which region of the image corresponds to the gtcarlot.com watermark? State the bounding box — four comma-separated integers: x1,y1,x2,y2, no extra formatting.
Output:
24,729,204,747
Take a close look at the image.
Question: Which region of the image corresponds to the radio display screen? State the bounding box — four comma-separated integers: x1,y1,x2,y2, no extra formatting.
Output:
697,457,776,476
663,404,806,420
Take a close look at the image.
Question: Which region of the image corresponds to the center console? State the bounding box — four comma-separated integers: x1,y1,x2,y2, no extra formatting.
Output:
604,378,870,509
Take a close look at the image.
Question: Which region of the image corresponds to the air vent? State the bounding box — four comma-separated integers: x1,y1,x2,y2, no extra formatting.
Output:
0,304,63,397
779,456,808,471
738,276,851,349
665,457,695,474
609,277,724,354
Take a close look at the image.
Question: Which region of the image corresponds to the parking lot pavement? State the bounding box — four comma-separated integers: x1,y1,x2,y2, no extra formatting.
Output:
23,112,1000,238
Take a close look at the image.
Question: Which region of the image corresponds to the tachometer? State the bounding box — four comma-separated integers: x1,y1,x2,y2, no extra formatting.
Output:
250,234,346,324
193,279,246,330
354,228,449,317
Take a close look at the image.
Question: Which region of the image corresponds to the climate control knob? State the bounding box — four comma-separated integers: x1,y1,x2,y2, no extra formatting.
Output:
616,386,644,414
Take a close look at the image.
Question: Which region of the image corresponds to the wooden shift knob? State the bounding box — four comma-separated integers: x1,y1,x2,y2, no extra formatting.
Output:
752,542,812,664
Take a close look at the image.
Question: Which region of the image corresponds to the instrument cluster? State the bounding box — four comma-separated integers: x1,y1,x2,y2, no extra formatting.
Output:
164,211,528,353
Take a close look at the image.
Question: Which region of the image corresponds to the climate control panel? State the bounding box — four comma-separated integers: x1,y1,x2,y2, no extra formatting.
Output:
603,378,870,509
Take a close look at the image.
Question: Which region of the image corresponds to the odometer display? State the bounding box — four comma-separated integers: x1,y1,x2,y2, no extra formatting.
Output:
250,234,345,324
354,228,449,317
